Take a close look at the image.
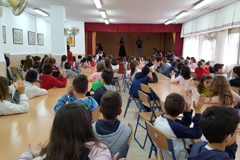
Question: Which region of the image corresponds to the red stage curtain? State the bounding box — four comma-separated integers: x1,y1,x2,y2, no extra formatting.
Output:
141,24,152,32
107,24,118,32
85,23,95,31
175,32,183,57
152,24,164,32
118,24,129,32
95,23,107,32
129,24,140,32
87,31,93,55
175,24,182,32
164,24,175,32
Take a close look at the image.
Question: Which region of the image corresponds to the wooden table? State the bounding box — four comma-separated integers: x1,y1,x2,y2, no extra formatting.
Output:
0,67,97,159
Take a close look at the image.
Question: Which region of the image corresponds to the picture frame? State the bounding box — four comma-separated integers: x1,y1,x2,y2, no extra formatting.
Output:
37,33,44,46
12,28,23,44
66,34,75,47
28,31,35,45
2,26,6,43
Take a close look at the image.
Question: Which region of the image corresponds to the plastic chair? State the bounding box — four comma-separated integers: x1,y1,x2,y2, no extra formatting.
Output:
147,148,162,160
92,108,101,123
124,79,140,117
146,121,177,160
123,123,133,158
121,63,127,85
134,91,162,149
11,67,22,80
114,69,121,92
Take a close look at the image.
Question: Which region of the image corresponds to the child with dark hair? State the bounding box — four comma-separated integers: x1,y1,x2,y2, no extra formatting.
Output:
20,59,25,69
39,63,67,90
81,57,91,69
158,57,170,75
146,57,153,67
204,61,215,73
50,57,60,78
64,62,81,79
111,58,119,79
171,65,192,85
165,62,178,78
213,63,229,80
155,92,204,160
17,103,112,160
188,106,240,160
22,59,33,80
57,55,68,68
93,91,131,158
54,75,98,113
33,61,41,81
88,55,95,66
88,62,105,82
175,63,184,78
93,69,116,105
195,61,210,80
9,70,47,99
130,65,158,98
229,66,240,87
196,74,213,96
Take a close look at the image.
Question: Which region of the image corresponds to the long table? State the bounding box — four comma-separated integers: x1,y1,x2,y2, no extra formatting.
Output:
0,67,97,159
148,74,240,158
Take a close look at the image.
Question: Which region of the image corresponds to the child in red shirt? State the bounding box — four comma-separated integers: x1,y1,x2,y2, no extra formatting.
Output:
195,61,210,81
40,63,67,90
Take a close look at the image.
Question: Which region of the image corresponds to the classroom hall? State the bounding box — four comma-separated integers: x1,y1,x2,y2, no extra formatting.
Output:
1,0,240,160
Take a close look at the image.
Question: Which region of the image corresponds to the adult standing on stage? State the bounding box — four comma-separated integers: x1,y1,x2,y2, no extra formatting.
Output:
136,36,143,58
119,37,126,59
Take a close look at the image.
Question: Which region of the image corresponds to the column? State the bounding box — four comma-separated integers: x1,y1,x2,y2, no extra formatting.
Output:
0,6,6,77
50,6,67,58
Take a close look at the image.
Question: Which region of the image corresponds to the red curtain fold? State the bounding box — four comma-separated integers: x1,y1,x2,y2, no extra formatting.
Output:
164,24,175,32
118,24,129,32
140,24,152,32
106,24,118,32
175,24,182,32
152,24,164,32
87,31,93,55
129,24,140,32
175,32,183,57
95,23,107,32
85,23,95,31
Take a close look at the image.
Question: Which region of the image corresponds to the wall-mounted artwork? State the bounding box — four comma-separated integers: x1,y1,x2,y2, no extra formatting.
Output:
28,31,35,45
66,34,75,47
13,28,23,44
2,26,6,43
37,33,44,46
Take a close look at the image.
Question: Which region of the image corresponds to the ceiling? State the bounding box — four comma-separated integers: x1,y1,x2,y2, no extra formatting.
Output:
24,0,239,24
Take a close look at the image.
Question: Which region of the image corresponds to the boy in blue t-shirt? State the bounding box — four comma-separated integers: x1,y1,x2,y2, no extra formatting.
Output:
188,106,240,160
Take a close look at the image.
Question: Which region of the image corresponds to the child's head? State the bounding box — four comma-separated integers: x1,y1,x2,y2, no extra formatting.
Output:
26,70,38,83
43,63,53,74
146,57,151,63
43,102,95,159
64,62,72,69
142,65,150,75
78,55,82,59
176,63,184,72
101,69,113,85
81,57,87,63
162,57,167,64
33,61,40,70
179,56,184,61
164,93,185,116
169,57,174,64
87,55,93,62
33,56,41,62
73,56,76,61
186,56,190,60
180,65,191,79
152,57,157,64
100,91,122,120
93,55,97,60
197,74,213,94
214,63,224,74
200,106,240,146
26,55,33,61
184,59,189,66
172,62,177,68
96,62,105,72
209,76,233,106
72,75,88,94
143,56,146,61
0,76,11,102
233,66,240,78
61,55,68,63
191,57,197,63
50,58,57,66
111,58,118,66
21,60,25,66
23,59,33,72
197,61,203,70
130,61,136,76
104,57,111,70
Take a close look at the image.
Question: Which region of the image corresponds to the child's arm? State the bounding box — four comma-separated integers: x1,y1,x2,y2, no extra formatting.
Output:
88,73,96,82
32,86,48,98
225,141,238,159
231,90,240,105
190,87,220,104
52,68,67,88
53,94,69,113
148,68,158,83
171,74,181,83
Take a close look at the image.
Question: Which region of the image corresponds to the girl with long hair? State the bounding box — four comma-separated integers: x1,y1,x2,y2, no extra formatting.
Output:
81,57,91,69
88,62,105,82
57,55,68,68
22,59,33,80
87,55,95,67
190,76,240,106
104,57,113,72
17,103,112,160
196,74,213,96
171,65,192,85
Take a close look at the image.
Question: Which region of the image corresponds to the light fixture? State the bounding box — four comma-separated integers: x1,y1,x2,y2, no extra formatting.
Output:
33,8,49,17
93,0,102,9
165,19,173,25
175,11,188,19
100,10,107,18
104,19,109,25
193,0,213,9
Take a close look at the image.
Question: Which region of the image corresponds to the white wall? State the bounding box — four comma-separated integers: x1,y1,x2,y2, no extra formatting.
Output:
66,21,85,55
2,7,51,55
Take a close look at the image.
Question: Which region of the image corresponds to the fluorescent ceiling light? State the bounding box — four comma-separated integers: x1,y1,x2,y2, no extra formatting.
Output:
94,0,102,9
165,20,173,25
33,8,49,17
104,19,109,25
100,10,107,18
193,0,213,9
175,11,188,19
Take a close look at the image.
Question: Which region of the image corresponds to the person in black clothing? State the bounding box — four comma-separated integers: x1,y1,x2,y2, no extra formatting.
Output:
204,61,215,73
4,53,12,85
136,36,143,58
229,66,240,87
93,69,116,105
146,57,153,67
119,38,126,59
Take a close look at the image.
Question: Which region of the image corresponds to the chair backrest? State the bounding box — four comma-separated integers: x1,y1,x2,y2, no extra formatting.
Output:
138,90,151,109
11,67,19,74
140,83,151,94
157,148,163,160
114,68,119,74
231,86,240,95
127,123,133,146
92,109,101,123
146,121,176,160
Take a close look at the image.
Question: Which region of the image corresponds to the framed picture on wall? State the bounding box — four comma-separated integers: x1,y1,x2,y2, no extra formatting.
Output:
2,26,6,43
28,31,35,45
37,33,44,46
66,34,75,47
13,28,23,44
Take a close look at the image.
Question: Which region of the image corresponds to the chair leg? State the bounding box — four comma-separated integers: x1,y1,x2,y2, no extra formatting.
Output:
134,116,148,149
124,98,131,117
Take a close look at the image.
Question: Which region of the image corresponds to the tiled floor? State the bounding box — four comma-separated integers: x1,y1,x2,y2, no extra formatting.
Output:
117,77,155,160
